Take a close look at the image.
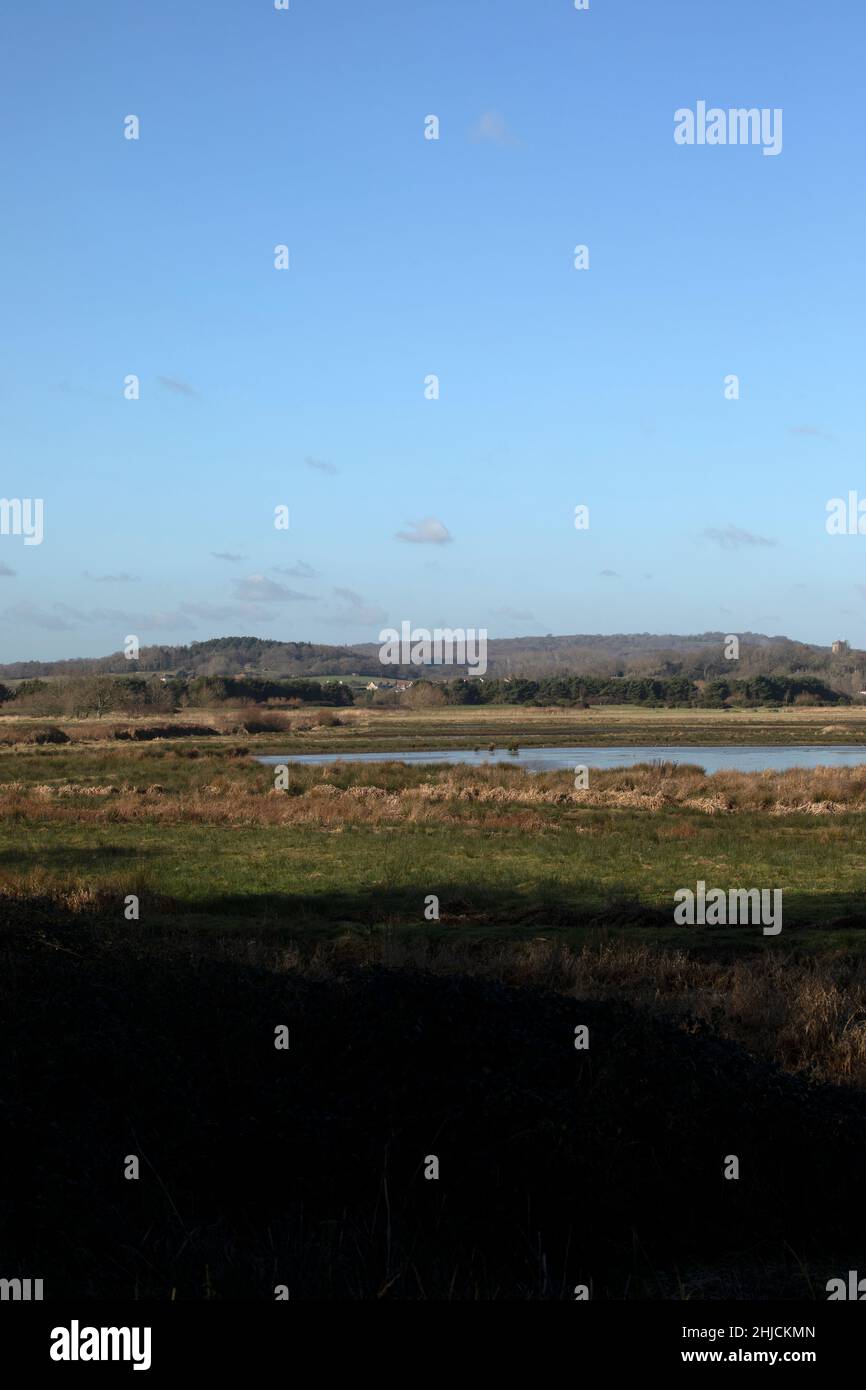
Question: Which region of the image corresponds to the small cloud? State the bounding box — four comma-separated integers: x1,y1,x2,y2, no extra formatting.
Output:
0,601,197,632
789,424,832,440
48,380,95,397
492,605,534,622
157,375,197,397
180,601,268,622
232,574,315,603
0,562,15,577
132,610,198,632
132,609,198,632
305,456,339,476
273,561,318,579
325,587,387,627
82,570,141,583
395,517,453,545
333,587,365,607
469,109,518,147
211,551,244,564
599,569,620,578
1,601,74,631
701,525,777,551
54,603,197,631
46,603,114,625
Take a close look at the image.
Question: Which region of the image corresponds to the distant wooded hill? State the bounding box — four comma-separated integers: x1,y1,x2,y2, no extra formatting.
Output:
0,638,372,681
1,632,864,695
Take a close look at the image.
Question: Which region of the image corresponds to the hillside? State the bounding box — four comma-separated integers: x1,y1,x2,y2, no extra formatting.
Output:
1,631,864,695
0,637,374,681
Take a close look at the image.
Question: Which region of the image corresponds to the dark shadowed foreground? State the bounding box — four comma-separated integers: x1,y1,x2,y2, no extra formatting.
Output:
2,909,864,1300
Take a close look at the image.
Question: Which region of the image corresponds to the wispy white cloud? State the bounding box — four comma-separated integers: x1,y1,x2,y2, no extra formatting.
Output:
2,601,76,631
469,109,519,147
157,375,197,397
180,601,268,623
232,574,315,603
789,424,833,440
82,571,141,583
701,525,777,551
324,587,387,627
0,602,197,632
492,605,534,621
273,561,319,579
395,517,453,545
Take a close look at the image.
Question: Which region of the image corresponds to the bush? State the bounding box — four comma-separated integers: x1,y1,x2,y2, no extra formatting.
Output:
28,726,71,745
240,715,292,734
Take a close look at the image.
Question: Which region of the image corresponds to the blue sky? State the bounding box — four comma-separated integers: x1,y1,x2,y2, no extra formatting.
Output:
1,0,864,660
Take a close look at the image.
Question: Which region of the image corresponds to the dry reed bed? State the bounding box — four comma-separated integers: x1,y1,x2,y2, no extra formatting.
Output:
0,782,557,830
2,761,866,824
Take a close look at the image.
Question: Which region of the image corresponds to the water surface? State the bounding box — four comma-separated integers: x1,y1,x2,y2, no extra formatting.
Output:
257,745,866,774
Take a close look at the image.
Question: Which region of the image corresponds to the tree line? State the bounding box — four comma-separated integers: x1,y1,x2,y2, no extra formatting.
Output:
1,675,354,717
408,673,849,707
0,670,848,718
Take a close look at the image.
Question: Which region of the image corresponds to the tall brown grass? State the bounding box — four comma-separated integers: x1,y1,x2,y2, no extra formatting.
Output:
4,761,866,825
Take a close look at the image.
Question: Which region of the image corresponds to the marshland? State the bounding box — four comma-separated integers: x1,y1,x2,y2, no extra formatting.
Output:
3,701,866,1298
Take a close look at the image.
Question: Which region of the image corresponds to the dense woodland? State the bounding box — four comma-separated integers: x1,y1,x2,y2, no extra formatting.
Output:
435,673,848,707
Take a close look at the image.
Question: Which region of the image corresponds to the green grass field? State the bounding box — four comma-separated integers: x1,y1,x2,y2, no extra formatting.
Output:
2,711,866,966
5,708,866,1100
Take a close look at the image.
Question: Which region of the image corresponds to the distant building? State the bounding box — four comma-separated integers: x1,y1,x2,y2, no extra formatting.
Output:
832,639,850,655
